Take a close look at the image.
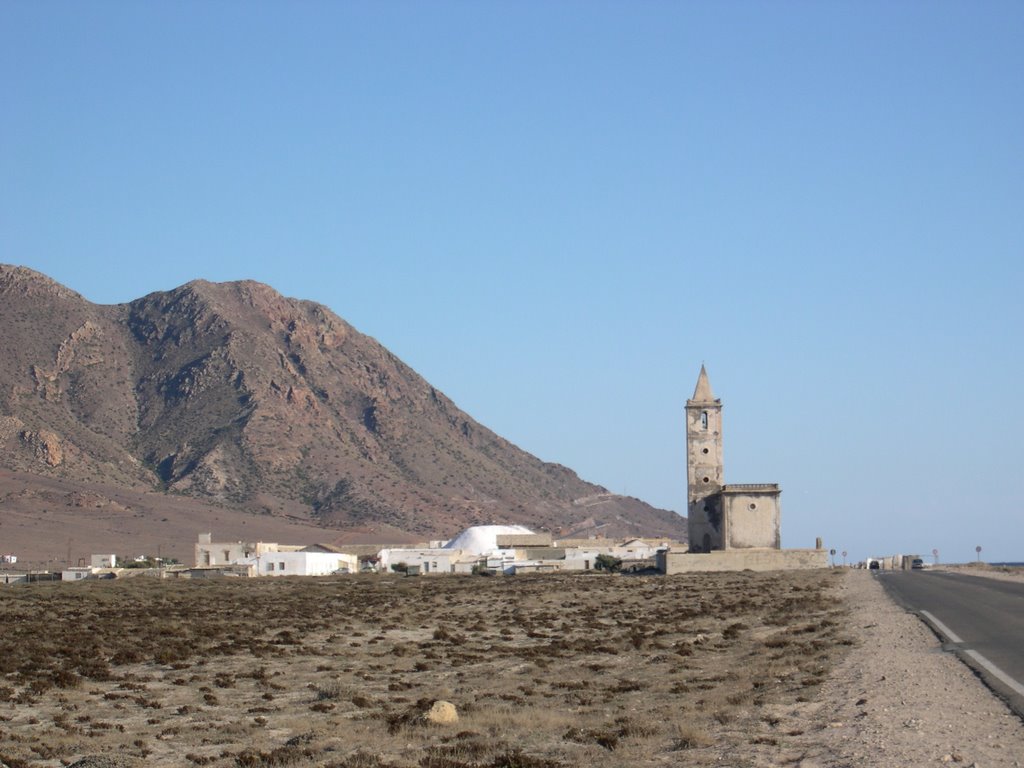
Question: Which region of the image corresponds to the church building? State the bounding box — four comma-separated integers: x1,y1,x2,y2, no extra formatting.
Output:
686,366,781,552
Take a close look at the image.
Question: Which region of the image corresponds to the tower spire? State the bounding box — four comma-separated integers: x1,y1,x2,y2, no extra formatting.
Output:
691,364,715,402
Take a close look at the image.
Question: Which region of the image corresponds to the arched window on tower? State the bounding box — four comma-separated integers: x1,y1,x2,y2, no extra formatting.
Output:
701,411,708,430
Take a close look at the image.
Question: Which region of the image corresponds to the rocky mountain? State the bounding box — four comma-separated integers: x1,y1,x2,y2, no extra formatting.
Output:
0,265,686,548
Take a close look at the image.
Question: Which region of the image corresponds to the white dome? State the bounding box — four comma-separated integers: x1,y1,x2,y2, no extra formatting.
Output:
443,525,534,555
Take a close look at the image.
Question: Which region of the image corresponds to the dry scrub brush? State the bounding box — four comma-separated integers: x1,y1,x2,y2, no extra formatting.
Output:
0,569,850,767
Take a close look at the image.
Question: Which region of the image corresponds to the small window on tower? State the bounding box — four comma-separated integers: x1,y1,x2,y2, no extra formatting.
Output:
701,411,708,430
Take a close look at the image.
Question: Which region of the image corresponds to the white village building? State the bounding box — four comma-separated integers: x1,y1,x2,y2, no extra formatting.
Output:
379,525,669,575
61,566,97,582
237,550,357,577
377,524,535,575
194,533,357,577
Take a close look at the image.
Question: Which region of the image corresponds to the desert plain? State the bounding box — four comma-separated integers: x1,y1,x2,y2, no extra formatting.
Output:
1,569,1022,768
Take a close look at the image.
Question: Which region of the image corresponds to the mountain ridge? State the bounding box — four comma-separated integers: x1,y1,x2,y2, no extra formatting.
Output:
0,264,686,558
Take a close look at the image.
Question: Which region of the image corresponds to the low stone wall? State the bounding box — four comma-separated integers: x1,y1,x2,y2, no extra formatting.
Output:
497,533,554,548
658,548,828,574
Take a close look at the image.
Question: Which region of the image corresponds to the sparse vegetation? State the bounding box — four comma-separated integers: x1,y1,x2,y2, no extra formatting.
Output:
0,570,849,766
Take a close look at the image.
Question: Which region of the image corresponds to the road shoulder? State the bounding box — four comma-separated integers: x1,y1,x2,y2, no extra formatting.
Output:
768,570,1024,767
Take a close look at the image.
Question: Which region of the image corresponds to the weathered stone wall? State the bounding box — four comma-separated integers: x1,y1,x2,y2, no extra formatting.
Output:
723,490,781,549
496,533,553,548
657,548,828,574
194,539,278,567
519,547,566,560
688,492,724,554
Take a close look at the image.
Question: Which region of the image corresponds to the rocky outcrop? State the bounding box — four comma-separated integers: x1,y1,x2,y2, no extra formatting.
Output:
0,416,24,443
20,428,64,467
31,321,105,401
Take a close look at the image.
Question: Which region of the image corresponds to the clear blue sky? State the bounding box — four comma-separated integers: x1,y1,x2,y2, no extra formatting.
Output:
2,2,1022,564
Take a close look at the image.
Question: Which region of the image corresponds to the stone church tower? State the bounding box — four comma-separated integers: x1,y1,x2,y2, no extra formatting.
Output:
685,366,781,552
686,365,724,552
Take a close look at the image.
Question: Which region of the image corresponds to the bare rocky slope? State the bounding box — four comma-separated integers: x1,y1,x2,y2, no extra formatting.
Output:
0,264,686,550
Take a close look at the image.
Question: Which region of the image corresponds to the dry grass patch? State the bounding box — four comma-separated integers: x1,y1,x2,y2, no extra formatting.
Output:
0,570,850,767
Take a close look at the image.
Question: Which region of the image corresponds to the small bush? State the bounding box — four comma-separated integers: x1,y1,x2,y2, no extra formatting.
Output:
593,554,622,573
671,724,712,750
315,681,345,700
235,745,311,767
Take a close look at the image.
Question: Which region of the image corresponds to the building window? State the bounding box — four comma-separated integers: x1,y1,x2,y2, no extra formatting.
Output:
267,562,274,571
223,550,231,562
701,411,708,430
279,562,285,571
748,503,757,510
702,447,709,455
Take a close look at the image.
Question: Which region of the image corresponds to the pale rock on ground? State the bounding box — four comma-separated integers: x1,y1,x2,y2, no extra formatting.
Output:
423,700,459,726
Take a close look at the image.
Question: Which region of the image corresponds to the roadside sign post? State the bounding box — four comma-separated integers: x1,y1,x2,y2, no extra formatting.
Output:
841,550,847,567
976,545,982,563
932,547,939,565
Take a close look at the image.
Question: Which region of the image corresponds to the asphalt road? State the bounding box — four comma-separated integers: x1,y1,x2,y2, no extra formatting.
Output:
879,570,1024,715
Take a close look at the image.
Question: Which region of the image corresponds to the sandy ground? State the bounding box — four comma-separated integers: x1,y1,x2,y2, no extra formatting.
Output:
777,570,1024,767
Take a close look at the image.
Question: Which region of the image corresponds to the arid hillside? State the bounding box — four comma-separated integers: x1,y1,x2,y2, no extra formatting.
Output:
0,265,685,551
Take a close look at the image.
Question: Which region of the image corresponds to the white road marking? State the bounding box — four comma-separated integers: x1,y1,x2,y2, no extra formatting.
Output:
921,610,1024,698
921,610,964,644
963,650,1024,698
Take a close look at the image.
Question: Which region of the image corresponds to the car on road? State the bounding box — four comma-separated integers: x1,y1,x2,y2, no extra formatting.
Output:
911,558,925,570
